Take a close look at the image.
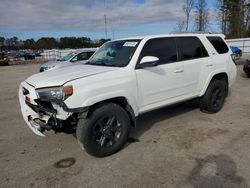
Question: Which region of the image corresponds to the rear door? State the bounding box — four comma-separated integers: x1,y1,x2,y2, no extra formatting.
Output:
177,37,211,95
206,36,230,71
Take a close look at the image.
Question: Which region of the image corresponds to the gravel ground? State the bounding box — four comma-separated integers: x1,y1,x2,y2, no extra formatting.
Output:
0,63,249,188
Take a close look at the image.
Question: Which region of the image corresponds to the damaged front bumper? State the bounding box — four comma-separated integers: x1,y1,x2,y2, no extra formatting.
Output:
18,82,72,136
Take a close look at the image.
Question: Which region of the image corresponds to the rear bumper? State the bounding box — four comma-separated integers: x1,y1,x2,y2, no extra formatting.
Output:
228,63,237,88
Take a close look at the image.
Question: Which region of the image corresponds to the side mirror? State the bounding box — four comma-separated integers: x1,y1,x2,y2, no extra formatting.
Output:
139,56,159,68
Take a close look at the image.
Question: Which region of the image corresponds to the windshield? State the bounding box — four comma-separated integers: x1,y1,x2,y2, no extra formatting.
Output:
61,52,76,61
87,40,140,67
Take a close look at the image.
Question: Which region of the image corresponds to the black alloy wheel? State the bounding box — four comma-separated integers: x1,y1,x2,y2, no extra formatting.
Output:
77,103,130,157
91,116,122,148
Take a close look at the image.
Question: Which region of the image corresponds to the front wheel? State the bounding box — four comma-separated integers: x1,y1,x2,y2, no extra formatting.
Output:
76,103,130,157
199,80,227,113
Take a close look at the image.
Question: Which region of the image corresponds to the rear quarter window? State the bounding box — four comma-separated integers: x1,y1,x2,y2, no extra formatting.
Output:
207,36,229,54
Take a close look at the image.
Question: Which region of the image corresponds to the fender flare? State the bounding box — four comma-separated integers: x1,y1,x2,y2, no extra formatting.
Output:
200,70,229,97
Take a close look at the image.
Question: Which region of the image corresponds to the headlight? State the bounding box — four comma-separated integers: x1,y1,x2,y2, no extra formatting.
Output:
36,86,73,101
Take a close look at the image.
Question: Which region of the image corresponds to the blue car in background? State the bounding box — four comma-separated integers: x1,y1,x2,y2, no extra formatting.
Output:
230,46,242,57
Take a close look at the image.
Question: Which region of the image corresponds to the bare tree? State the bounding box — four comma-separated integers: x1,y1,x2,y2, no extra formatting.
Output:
183,0,195,31
175,20,186,32
194,0,209,31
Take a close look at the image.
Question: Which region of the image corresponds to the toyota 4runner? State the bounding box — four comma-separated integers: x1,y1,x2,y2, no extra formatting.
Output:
19,34,237,157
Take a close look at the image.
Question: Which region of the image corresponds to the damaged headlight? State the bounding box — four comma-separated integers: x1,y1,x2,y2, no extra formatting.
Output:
36,86,73,101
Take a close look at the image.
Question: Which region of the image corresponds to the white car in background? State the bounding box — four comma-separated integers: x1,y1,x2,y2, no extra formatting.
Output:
40,48,97,72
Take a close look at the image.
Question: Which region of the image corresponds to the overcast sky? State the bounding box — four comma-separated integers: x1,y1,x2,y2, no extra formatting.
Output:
0,0,218,40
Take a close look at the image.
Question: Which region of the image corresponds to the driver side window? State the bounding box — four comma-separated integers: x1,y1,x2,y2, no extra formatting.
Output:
139,38,178,65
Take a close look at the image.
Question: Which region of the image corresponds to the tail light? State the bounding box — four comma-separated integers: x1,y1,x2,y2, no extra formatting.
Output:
231,54,236,64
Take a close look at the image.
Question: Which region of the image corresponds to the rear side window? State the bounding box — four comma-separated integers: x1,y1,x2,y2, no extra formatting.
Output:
207,36,229,54
179,37,208,61
140,38,178,64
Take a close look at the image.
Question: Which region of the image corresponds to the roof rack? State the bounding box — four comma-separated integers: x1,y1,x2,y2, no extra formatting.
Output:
170,31,221,34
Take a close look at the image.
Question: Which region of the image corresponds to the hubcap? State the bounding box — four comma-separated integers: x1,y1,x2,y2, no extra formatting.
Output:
92,116,122,148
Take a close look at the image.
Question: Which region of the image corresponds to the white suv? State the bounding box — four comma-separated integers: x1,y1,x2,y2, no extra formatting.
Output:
19,34,237,157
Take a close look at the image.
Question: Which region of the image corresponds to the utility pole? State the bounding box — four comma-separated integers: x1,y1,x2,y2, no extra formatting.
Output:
104,14,107,39
104,0,107,39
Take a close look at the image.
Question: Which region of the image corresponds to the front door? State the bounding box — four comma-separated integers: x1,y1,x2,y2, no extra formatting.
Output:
136,37,185,112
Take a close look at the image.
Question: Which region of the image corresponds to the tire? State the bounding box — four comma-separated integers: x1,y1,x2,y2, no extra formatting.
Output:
76,103,130,157
199,80,227,113
243,63,250,78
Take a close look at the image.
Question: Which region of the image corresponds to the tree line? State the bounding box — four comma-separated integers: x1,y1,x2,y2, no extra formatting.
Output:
176,0,250,38
1,0,249,49
0,36,110,50
219,0,250,38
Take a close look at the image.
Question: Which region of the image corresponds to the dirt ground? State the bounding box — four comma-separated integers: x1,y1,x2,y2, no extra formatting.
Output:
0,63,249,188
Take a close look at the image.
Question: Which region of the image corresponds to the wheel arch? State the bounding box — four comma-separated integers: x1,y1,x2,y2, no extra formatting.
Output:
78,96,137,127
200,72,229,97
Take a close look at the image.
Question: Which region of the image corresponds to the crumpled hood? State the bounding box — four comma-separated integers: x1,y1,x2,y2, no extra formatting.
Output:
26,64,119,88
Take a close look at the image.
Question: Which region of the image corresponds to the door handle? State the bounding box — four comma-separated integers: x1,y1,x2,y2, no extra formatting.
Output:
174,68,184,73
205,63,213,67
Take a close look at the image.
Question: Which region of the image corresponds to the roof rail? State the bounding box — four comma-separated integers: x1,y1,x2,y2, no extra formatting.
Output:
170,31,221,34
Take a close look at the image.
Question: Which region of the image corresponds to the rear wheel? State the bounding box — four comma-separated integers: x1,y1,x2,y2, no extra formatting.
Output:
76,103,130,157
199,80,227,113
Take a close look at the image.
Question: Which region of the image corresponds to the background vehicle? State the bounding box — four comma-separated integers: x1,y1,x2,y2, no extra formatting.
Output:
243,60,250,77
230,46,242,57
24,53,36,60
40,48,97,72
0,52,9,65
19,34,236,157
6,50,41,59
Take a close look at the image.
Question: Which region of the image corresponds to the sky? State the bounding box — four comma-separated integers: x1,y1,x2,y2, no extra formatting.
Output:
0,0,219,40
